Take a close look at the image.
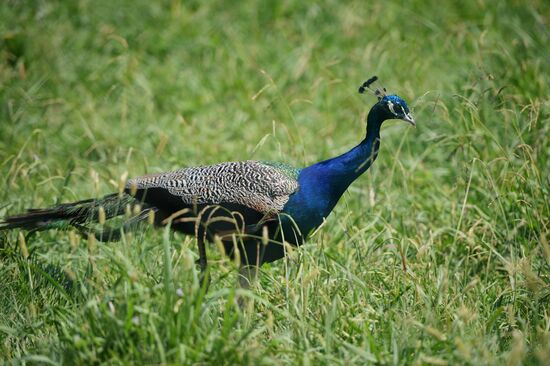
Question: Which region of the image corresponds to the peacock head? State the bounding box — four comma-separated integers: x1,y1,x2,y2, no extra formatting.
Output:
359,76,415,127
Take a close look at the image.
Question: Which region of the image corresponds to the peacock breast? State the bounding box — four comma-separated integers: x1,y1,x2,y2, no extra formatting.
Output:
281,166,341,238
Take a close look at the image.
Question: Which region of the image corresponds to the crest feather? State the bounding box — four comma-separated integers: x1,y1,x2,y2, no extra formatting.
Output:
358,76,387,100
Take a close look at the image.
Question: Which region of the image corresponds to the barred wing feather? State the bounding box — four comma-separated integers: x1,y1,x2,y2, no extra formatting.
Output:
126,161,299,215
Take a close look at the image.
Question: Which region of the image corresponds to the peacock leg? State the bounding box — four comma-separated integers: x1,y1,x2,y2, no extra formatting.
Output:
197,235,210,289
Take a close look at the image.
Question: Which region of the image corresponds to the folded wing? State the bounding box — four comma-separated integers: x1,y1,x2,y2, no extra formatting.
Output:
126,160,299,216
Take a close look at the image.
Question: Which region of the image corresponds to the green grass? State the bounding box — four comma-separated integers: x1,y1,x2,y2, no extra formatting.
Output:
1,0,549,364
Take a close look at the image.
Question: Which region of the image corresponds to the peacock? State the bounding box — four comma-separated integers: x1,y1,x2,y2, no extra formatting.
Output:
0,76,415,286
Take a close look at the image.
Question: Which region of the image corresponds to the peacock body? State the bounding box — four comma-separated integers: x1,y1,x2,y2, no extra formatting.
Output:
1,77,415,280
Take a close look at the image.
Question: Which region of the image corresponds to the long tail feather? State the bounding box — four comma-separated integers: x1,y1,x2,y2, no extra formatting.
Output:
73,207,158,242
0,193,137,231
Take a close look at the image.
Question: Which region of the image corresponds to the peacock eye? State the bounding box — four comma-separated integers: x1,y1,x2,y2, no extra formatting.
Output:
393,104,403,115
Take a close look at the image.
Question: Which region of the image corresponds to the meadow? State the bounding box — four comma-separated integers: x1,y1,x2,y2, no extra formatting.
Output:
1,0,549,364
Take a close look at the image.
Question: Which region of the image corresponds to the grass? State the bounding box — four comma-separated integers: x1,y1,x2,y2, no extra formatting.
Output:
1,0,549,364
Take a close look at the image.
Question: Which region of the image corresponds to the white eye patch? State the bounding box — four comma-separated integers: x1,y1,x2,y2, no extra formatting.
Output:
387,100,396,115
387,101,404,115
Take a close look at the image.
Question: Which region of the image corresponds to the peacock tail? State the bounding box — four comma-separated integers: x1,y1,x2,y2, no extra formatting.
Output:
0,193,136,232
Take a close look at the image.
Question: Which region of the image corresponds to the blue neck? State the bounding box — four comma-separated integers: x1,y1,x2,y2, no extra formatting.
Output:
282,106,385,236
304,107,382,198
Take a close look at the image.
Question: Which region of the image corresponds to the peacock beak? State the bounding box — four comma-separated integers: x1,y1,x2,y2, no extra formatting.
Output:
402,113,416,127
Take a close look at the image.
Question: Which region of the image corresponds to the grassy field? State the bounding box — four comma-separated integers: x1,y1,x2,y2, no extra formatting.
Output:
1,0,549,364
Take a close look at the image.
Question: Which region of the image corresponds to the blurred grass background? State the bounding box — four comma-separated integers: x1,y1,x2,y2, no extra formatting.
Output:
1,0,549,364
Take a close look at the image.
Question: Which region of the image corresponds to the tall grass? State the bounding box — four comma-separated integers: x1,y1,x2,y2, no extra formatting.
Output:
1,0,549,364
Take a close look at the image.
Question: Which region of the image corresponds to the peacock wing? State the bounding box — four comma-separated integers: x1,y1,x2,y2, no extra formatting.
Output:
126,160,300,215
